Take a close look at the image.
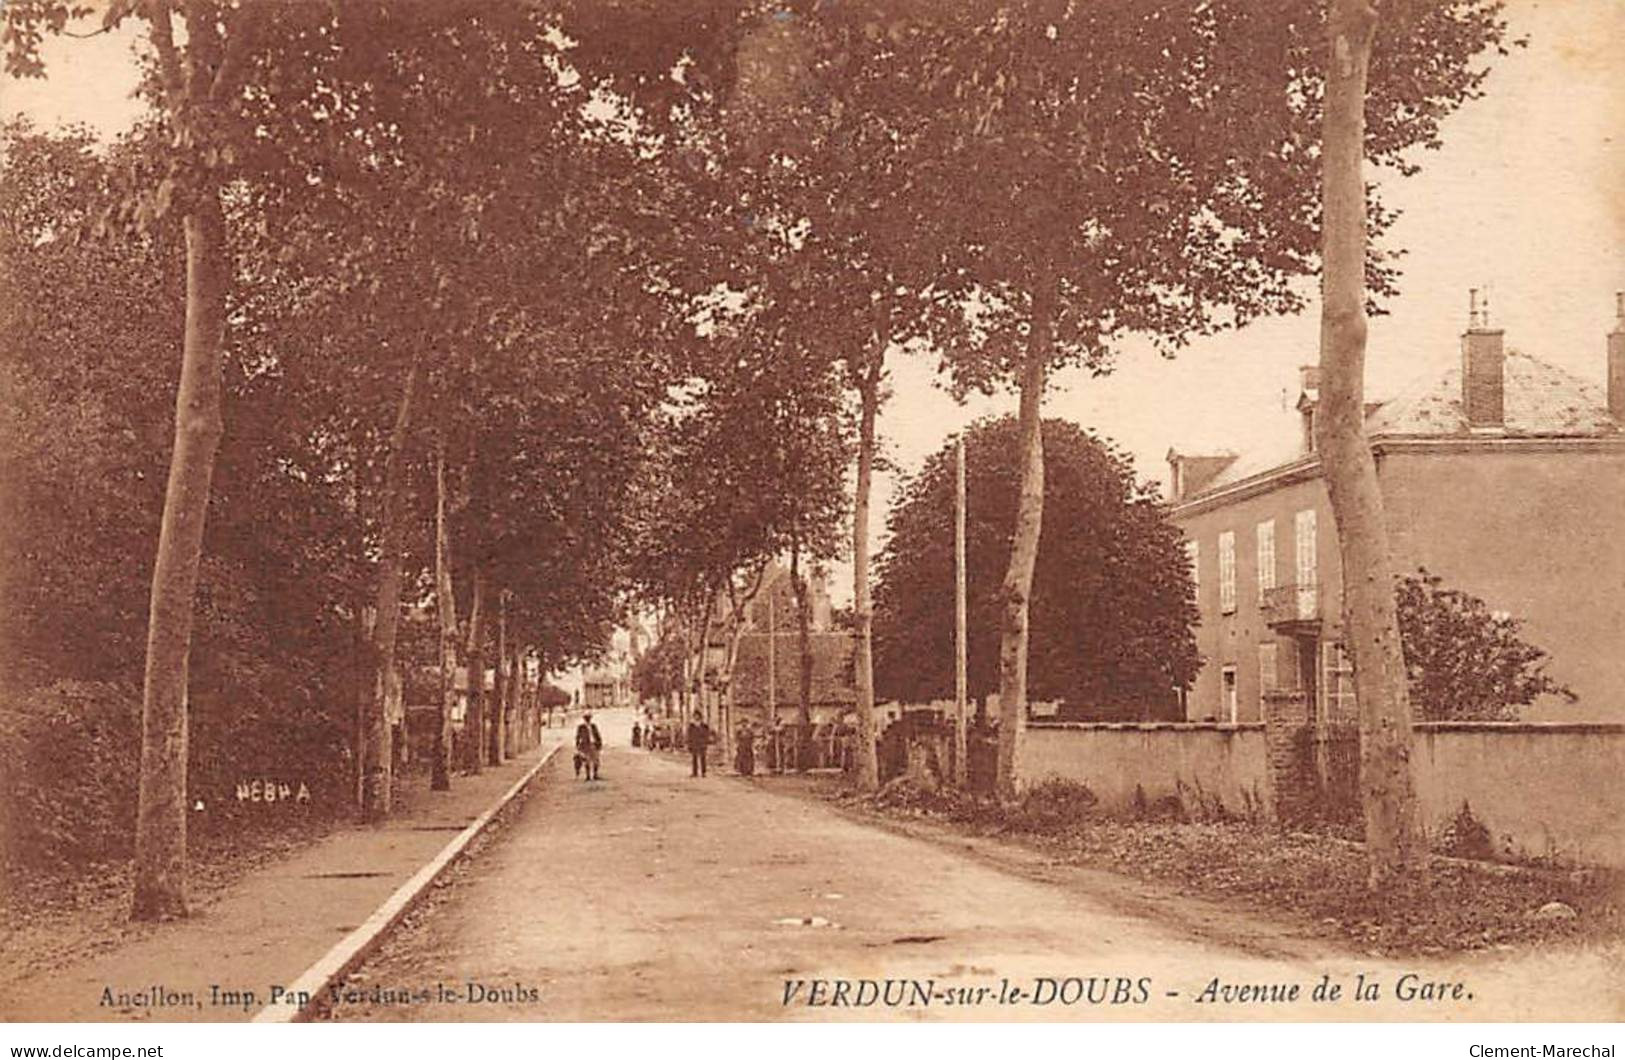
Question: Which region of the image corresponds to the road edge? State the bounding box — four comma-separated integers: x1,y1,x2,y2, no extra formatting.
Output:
251,742,562,1023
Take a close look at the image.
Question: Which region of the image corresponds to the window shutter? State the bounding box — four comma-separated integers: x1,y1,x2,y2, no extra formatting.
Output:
1258,642,1278,695
1256,520,1276,595
1294,509,1317,619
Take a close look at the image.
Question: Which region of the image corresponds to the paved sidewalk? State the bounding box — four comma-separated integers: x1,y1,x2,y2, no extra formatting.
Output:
1,730,566,1023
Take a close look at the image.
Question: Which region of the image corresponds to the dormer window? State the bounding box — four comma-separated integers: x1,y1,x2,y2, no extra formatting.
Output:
1296,365,1320,456
1297,392,1317,454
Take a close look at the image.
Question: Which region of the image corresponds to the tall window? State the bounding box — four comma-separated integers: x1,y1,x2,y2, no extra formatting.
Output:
1221,665,1238,724
1258,642,1278,699
1294,508,1317,619
1256,519,1276,597
1218,531,1236,614
1323,641,1357,722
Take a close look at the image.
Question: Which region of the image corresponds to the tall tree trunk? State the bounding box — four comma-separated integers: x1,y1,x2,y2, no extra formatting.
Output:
432,441,458,792
659,608,679,715
850,363,881,791
490,591,505,766
720,565,770,768
695,596,714,732
790,541,813,772
352,602,370,813
994,274,1054,800
1320,0,1424,889
132,195,228,921
362,357,420,821
514,649,527,751
504,645,519,760
721,621,743,767
529,648,544,743
464,568,486,775
720,619,741,767
954,434,969,789
678,601,696,720
515,649,525,750
721,601,750,767
526,652,537,747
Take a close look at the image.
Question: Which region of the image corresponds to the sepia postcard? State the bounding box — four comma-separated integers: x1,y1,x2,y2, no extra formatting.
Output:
0,0,1621,1038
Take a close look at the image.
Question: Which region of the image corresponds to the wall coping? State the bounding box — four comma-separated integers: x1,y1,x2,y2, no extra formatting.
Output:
1025,720,1625,735
1028,721,1266,733
1414,721,1625,735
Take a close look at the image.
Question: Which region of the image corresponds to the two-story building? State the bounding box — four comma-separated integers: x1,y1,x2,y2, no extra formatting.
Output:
1169,295,1625,724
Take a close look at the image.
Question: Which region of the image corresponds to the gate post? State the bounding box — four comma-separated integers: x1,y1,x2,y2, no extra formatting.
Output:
1262,689,1314,827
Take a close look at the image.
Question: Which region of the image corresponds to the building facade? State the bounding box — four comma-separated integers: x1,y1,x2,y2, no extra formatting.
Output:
1169,297,1625,724
582,670,627,709
729,630,857,727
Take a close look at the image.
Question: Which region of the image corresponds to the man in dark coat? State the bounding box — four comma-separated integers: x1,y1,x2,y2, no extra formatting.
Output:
687,710,711,778
575,712,603,781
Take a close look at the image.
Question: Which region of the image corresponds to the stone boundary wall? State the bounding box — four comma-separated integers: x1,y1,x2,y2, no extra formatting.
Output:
1019,718,1625,869
1021,722,1269,821
1410,722,1625,868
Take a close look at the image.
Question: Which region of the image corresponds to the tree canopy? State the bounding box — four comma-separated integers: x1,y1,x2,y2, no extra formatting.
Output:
0,0,1520,904
873,417,1198,718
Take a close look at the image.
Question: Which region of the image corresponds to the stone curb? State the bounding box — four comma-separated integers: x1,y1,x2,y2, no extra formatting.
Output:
250,743,562,1023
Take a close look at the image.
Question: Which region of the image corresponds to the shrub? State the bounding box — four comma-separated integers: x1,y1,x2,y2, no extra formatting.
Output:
1133,782,1187,822
1436,801,1495,862
1,672,351,875
1397,568,1576,720
1006,778,1099,834
0,680,141,868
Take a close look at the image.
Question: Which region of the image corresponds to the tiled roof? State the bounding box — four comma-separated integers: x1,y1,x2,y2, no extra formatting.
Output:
729,631,856,707
1367,349,1617,437
1182,349,1618,501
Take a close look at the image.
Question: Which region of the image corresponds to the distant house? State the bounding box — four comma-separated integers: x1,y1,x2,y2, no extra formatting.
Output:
741,560,833,633
729,630,857,727
582,670,625,709
1168,294,1625,724
691,559,838,694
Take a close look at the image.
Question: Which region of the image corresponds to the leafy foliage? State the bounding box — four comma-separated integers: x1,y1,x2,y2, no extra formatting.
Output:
0,122,361,868
1396,568,1575,721
873,417,1199,716
0,1,1518,889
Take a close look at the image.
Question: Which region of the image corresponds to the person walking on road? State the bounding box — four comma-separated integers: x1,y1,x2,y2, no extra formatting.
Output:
687,710,711,778
576,712,603,781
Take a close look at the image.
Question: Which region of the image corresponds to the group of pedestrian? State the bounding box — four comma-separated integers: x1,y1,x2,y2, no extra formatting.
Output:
571,708,715,782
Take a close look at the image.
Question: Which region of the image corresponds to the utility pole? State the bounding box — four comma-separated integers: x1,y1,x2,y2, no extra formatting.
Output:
954,434,969,789
767,588,777,725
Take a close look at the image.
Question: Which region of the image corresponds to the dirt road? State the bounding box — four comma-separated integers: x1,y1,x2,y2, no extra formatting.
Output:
324,710,1622,1022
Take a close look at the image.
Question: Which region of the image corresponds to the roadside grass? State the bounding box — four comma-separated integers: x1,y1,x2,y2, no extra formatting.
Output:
822,775,1625,956
0,760,442,985
0,808,345,987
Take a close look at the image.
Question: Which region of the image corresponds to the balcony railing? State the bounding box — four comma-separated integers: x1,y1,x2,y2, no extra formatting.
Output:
1261,582,1319,627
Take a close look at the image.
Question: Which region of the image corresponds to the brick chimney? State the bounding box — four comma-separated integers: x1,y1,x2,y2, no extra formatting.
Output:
1609,291,1625,422
1461,288,1505,429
